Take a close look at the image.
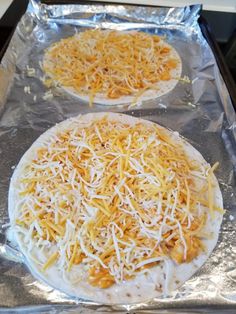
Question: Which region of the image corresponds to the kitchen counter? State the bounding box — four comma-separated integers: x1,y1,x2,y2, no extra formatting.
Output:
0,0,13,19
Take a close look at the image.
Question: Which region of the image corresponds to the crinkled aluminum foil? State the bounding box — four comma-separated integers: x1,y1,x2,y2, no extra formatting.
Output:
0,0,236,312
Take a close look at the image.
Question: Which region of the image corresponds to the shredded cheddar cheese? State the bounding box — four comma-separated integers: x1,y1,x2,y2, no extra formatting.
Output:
43,29,180,105
15,116,223,288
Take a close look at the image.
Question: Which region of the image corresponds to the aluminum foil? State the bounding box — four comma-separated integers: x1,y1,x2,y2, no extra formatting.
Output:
0,0,236,312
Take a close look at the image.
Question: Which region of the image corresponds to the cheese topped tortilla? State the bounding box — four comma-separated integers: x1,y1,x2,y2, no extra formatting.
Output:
9,113,224,304
43,30,182,105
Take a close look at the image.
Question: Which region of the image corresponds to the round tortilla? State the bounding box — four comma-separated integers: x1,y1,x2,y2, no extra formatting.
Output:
8,113,223,304
43,32,182,106
60,44,181,106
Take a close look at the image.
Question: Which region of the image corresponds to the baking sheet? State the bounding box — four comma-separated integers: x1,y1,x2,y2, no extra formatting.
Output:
0,0,236,311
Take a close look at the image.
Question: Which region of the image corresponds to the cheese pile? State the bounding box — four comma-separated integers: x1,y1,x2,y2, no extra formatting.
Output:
43,29,179,104
15,116,223,289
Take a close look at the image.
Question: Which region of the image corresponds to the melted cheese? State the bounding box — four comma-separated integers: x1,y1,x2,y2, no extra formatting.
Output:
43,29,180,105
14,117,222,288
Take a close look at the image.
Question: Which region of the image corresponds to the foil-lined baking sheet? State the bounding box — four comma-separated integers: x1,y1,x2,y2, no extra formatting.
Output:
0,0,236,312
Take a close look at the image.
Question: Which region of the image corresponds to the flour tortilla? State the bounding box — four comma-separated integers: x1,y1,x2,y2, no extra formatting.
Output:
8,112,223,304
43,34,182,106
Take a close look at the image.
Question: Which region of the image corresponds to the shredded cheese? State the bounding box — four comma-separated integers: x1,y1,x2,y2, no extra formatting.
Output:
15,116,222,288
43,29,180,105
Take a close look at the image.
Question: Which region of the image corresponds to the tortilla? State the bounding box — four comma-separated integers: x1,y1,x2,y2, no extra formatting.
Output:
8,112,223,304
43,30,182,105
